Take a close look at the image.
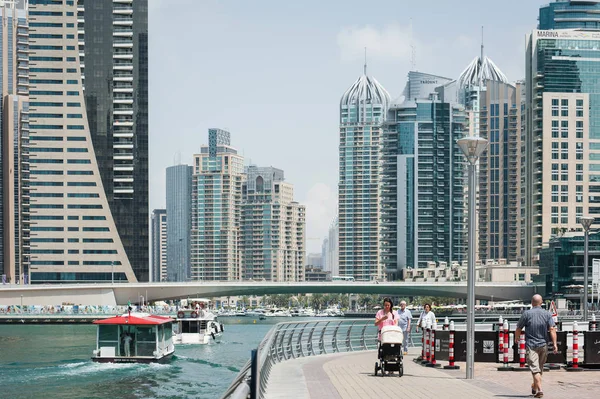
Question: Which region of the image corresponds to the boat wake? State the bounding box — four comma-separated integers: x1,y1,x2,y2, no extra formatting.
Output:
176,357,240,372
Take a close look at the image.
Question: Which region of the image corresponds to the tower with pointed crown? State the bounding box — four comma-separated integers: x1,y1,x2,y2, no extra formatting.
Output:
338,62,390,281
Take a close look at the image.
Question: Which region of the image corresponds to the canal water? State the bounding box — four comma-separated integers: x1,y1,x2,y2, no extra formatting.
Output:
0,318,290,399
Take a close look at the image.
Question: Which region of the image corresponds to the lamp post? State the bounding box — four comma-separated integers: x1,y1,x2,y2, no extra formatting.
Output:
457,135,488,380
581,216,594,322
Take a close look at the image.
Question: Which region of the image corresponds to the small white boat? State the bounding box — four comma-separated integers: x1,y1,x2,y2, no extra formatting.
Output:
91,312,175,363
173,309,223,344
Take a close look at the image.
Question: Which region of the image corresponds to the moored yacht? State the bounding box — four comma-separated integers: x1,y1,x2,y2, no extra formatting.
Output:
173,308,223,344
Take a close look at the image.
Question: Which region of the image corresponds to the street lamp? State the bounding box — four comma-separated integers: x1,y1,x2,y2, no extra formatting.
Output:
580,216,594,322
457,135,488,380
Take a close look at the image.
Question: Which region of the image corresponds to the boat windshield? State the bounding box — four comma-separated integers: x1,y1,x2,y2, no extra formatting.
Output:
181,320,199,333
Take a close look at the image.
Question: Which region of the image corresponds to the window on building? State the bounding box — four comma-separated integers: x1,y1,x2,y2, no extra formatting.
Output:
552,184,559,202
576,121,584,138
561,185,569,202
551,206,559,224
552,120,559,138
561,142,569,159
561,206,569,224
576,206,583,223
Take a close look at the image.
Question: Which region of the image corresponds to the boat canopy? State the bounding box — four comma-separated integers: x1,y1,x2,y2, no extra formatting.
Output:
93,313,172,326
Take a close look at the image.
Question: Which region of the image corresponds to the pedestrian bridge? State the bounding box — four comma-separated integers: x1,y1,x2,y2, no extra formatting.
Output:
0,281,538,306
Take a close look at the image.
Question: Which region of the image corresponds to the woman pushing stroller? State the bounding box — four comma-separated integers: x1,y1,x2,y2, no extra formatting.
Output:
374,297,398,334
374,297,404,376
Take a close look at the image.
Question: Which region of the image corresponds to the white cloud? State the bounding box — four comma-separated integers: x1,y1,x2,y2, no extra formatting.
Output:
301,182,337,252
336,24,414,62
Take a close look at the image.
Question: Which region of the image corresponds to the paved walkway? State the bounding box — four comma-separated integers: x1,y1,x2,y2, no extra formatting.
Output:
265,347,600,399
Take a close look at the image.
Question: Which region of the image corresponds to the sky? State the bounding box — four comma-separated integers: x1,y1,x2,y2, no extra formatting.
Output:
147,0,546,253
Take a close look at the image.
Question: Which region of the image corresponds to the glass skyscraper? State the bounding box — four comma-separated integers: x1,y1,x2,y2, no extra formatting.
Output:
166,165,192,282
76,0,149,281
381,72,467,273
539,0,600,29
338,66,390,281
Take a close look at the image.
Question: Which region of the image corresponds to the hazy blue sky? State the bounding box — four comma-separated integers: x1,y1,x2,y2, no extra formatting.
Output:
148,0,545,253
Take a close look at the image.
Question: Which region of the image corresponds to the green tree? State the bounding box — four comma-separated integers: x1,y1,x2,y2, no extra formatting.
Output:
339,294,349,309
358,294,379,310
311,293,325,310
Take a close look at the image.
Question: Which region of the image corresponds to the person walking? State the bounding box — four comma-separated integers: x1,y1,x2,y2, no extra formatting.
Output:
416,303,435,331
514,294,557,398
374,297,398,340
396,300,412,355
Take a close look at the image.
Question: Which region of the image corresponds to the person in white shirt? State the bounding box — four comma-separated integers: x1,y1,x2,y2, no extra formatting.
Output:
416,303,436,331
396,301,412,354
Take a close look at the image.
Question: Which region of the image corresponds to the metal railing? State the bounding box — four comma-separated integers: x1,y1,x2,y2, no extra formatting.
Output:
221,319,379,399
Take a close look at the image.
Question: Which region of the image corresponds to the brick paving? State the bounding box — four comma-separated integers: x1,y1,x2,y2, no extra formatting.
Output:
264,347,600,399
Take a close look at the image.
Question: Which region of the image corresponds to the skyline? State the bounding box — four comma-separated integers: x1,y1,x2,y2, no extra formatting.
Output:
148,0,545,252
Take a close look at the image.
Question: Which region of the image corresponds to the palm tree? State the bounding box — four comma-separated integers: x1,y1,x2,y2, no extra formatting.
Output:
311,293,325,310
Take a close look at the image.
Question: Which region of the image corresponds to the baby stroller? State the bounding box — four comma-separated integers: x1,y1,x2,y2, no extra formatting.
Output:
374,325,404,377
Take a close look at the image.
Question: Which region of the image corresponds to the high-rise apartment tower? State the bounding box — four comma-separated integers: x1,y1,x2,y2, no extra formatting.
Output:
191,129,244,280
338,65,390,281
76,0,149,281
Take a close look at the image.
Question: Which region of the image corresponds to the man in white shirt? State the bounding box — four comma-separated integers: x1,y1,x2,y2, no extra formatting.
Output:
396,300,412,355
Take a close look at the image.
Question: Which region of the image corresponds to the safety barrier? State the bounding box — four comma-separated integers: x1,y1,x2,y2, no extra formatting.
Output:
220,319,378,399
443,321,460,369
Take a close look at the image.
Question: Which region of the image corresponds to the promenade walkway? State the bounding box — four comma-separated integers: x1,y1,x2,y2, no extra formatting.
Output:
265,347,600,399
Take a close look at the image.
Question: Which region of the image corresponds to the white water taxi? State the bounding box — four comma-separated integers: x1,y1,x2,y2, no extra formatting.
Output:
91,312,175,363
173,308,223,344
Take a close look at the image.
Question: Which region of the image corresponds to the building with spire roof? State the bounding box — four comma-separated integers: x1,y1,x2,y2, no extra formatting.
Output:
451,48,524,265
338,63,390,281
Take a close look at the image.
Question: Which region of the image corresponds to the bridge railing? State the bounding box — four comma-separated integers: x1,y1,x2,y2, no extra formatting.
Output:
221,319,379,399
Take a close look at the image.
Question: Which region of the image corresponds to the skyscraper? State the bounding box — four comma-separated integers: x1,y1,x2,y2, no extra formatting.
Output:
338,65,390,281
478,80,523,262
539,0,600,29
524,28,597,265
151,208,166,282
381,72,467,273
326,216,339,276
76,0,149,281
1,0,28,284
26,0,136,283
191,129,244,281
166,164,191,282
240,165,305,281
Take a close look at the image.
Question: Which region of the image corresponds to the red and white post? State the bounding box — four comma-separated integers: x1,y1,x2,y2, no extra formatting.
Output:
427,322,440,367
498,320,511,371
512,331,529,371
590,314,597,332
444,320,460,369
567,321,583,372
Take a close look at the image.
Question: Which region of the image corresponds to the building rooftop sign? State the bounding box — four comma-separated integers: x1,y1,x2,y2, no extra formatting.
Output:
536,29,600,40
